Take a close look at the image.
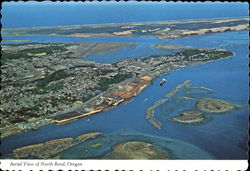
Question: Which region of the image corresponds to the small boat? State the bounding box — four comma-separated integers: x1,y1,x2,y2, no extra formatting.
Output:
160,79,167,86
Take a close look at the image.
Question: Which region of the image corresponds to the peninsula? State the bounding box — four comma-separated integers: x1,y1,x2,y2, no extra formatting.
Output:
2,17,248,40
0,42,234,137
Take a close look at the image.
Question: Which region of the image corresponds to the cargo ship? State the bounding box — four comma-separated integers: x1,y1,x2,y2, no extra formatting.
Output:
160,79,167,86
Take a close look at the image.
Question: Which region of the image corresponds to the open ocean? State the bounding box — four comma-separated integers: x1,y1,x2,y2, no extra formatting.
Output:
1,1,249,29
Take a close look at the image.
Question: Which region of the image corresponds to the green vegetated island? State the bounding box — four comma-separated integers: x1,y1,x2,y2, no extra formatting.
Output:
1,17,248,139
103,141,171,159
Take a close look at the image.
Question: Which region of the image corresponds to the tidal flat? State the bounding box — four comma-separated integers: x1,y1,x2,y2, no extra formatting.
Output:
10,132,102,159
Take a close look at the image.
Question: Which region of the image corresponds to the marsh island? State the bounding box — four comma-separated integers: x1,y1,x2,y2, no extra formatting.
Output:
104,141,170,159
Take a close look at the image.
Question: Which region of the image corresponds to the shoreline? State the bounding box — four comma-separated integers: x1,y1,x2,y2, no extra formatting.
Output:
2,16,248,30
50,75,153,125
2,17,248,41
51,109,102,125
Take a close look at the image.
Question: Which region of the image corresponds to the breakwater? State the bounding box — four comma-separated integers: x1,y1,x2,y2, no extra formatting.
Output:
146,80,191,129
